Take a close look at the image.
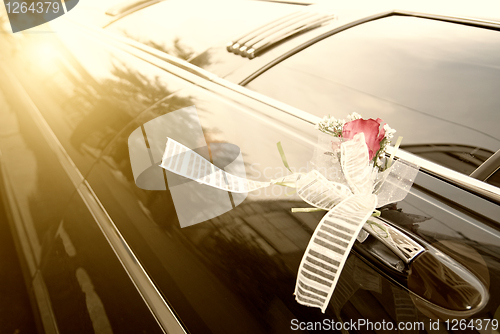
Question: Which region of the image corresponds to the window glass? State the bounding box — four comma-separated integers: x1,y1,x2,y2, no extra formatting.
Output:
246,16,500,175
402,144,492,175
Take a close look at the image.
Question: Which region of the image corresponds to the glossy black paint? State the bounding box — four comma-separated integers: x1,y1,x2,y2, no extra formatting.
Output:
1,2,500,333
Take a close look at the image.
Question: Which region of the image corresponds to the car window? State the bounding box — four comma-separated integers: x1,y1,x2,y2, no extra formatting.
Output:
105,0,297,61
245,16,500,177
402,144,493,176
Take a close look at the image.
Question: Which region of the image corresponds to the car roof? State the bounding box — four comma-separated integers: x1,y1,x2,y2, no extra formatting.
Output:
62,0,500,75
309,0,500,23
181,0,500,78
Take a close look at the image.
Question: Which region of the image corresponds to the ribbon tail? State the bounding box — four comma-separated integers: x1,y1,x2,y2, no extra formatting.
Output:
294,193,377,313
161,138,274,192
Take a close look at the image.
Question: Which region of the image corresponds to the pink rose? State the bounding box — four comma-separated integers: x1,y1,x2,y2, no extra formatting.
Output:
342,118,386,160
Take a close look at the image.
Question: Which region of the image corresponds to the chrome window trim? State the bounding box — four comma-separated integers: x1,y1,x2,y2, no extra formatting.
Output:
105,0,162,16
2,64,187,334
470,149,500,181
387,147,500,203
252,0,315,5
486,166,500,183
102,0,164,28
395,10,500,30
61,16,500,204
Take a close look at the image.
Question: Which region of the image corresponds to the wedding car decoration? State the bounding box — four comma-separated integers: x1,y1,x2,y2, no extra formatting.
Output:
160,113,418,312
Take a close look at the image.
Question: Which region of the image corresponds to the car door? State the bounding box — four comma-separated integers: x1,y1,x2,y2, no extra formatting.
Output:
85,80,500,333
84,18,500,333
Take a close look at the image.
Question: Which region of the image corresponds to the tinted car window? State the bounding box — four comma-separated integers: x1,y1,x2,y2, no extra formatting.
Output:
106,0,297,61
402,144,493,175
246,16,500,175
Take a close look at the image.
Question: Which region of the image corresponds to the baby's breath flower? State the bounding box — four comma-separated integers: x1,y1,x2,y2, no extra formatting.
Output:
346,112,362,121
383,123,396,140
316,115,345,137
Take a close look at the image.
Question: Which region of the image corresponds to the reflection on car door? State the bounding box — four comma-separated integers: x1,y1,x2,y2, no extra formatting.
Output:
0,26,189,332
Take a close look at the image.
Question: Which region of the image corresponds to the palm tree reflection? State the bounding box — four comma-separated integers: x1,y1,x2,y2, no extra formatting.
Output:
118,29,211,67
69,61,173,155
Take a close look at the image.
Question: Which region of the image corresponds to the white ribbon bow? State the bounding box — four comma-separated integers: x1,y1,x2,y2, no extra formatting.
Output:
160,133,418,312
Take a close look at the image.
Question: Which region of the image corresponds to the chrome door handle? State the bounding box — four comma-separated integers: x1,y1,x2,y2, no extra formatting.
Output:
358,217,426,264
355,216,489,318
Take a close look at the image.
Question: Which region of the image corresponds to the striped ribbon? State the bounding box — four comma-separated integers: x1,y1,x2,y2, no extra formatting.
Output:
160,133,417,312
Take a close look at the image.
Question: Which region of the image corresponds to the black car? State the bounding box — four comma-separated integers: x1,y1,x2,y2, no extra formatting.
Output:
0,0,500,333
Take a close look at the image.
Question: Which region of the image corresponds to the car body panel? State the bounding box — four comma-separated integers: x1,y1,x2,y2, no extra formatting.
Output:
1,1,500,333
0,66,167,334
